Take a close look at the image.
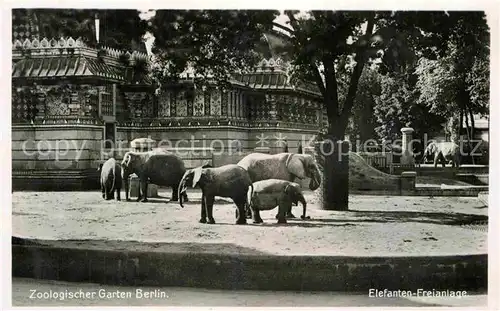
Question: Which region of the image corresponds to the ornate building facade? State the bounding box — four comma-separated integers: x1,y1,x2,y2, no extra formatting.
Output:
11,32,327,189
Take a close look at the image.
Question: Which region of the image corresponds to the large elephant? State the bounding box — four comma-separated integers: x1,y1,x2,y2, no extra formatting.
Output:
120,151,188,202
98,158,122,201
248,179,309,224
178,164,252,225
422,141,461,168
237,152,322,218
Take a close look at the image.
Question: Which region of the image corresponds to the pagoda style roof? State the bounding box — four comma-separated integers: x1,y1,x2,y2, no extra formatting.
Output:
12,54,125,82
232,57,322,97
12,37,151,85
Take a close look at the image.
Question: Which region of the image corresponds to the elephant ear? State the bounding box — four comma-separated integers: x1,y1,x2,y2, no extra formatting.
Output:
285,154,307,179
192,166,204,188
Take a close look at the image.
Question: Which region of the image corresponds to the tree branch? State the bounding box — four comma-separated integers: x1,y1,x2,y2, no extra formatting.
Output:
310,63,326,97
323,56,339,118
340,13,376,126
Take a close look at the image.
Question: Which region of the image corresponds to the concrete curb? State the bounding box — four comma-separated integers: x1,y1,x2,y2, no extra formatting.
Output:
12,238,487,292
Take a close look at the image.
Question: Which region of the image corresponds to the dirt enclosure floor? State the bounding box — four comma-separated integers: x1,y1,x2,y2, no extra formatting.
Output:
12,190,487,257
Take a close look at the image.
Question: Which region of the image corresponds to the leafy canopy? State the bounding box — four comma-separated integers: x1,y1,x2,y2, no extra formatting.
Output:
148,10,279,90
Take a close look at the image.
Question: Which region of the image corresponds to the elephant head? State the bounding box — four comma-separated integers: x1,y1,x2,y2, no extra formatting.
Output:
120,152,140,178
284,182,309,219
178,163,212,207
285,154,322,191
422,142,437,163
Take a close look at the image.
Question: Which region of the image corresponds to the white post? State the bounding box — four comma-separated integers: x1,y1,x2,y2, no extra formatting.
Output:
400,127,415,166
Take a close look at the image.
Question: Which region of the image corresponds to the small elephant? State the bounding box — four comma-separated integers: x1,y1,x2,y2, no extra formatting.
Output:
248,179,309,224
237,152,321,218
178,164,253,225
422,141,461,168
121,151,188,203
98,158,122,201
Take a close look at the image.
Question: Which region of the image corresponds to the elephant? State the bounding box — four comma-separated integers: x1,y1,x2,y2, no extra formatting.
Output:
237,152,322,218
120,151,189,202
422,141,461,168
248,179,309,224
178,164,253,225
98,158,122,201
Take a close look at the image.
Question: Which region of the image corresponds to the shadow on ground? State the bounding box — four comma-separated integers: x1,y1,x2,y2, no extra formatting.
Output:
11,236,269,255
294,210,488,227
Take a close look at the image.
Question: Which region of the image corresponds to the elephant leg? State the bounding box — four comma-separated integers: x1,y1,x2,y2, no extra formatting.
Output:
123,178,130,201
171,186,179,202
101,184,105,199
276,202,288,224
205,196,216,224
235,198,247,225
439,152,446,167
276,197,295,219
140,179,148,202
252,208,263,224
115,187,121,201
245,202,253,219
199,194,207,223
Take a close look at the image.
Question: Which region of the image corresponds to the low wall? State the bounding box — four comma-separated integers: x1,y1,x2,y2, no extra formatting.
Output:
11,241,487,292
12,124,104,191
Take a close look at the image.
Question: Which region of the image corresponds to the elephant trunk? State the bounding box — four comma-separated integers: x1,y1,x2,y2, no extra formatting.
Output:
298,194,307,219
309,168,321,191
178,172,189,208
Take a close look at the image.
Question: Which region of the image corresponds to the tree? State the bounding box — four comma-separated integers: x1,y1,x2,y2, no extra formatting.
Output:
12,9,147,50
148,10,279,90
414,12,489,162
149,10,481,210
345,65,380,144
373,68,447,147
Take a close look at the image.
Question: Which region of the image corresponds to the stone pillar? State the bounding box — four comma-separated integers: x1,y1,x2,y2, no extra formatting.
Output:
400,171,417,194
400,127,415,166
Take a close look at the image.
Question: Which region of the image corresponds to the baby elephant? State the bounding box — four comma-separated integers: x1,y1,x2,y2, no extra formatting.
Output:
248,179,309,224
178,164,253,225
98,158,122,201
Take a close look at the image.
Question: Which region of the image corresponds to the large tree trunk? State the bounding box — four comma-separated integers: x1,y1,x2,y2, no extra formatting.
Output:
463,110,473,165
468,106,476,165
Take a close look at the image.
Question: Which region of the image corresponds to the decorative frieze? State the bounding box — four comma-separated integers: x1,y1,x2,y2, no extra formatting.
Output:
211,89,222,116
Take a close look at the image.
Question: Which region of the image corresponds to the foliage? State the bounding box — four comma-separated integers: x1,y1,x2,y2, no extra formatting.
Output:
345,66,380,142
148,10,279,92
373,69,446,145
12,9,147,50
414,12,489,141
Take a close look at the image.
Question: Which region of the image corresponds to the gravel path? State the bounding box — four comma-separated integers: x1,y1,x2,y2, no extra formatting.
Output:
12,190,487,257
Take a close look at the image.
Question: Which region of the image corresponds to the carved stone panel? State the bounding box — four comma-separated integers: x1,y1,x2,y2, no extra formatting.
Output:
177,90,187,117
46,92,70,116
193,90,204,116
158,91,171,117
204,90,211,116
211,89,222,116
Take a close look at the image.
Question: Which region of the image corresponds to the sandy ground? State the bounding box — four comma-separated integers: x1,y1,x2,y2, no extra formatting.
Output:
12,190,487,257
